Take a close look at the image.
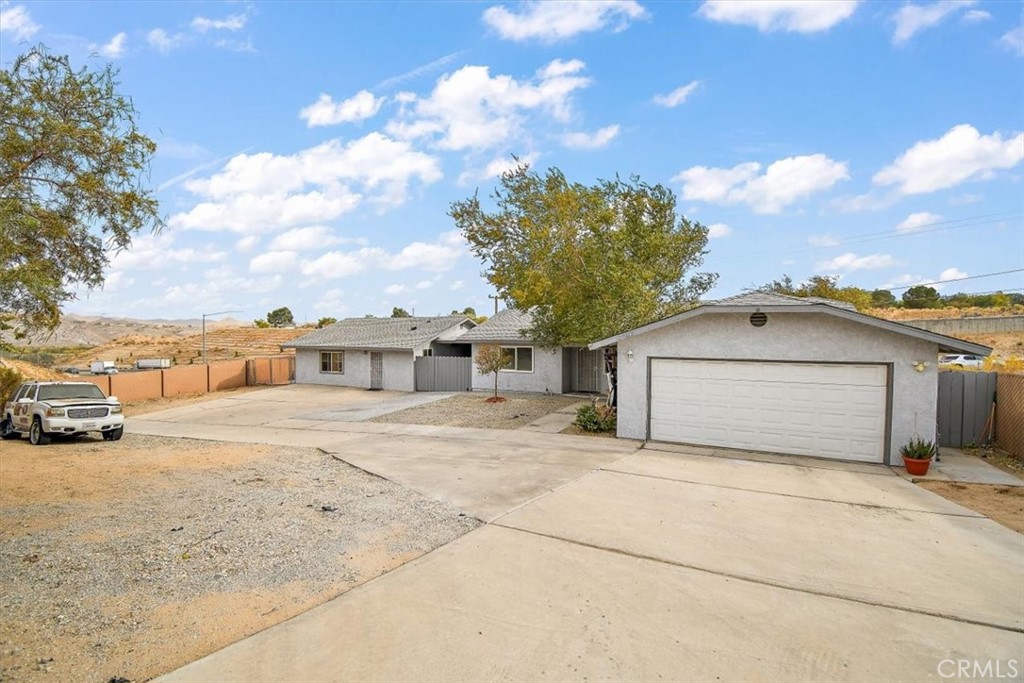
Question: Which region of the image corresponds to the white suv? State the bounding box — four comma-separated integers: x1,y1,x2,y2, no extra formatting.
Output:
1,381,124,445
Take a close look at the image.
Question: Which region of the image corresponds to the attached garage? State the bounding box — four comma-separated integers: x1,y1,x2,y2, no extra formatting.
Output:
649,359,888,463
590,292,991,466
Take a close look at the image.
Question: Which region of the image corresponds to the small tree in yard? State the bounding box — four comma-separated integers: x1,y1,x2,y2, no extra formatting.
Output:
475,344,510,401
266,307,295,327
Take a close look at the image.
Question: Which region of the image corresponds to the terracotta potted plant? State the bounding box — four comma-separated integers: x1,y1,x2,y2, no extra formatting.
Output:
900,437,938,476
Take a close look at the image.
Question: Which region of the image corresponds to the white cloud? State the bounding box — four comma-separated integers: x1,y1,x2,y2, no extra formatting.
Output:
299,90,385,127
896,211,942,233
808,233,841,247
816,252,898,272
96,32,127,59
385,60,593,152
1001,25,1024,56
236,236,260,252
249,250,299,274
458,152,539,185
415,280,433,290
170,133,442,233
299,231,465,281
962,9,991,22
384,284,408,295
706,223,732,239
268,226,360,251
892,0,975,45
675,153,849,213
316,288,348,314
829,191,897,213
111,233,228,270
653,81,701,108
449,280,465,291
102,271,134,293
698,0,859,33
562,124,620,150
0,3,39,41
949,192,982,205
147,28,184,54
483,0,647,42
880,267,967,291
873,124,1024,195
192,13,248,32
375,51,466,91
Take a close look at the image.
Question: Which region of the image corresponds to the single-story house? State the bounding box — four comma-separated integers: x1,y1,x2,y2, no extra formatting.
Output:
282,315,475,392
589,292,991,466
460,308,610,395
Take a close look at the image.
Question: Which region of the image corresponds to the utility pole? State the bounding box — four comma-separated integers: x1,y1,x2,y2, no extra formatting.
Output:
488,294,499,316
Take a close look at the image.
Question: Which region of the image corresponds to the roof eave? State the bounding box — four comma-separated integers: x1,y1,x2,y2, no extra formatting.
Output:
588,304,993,356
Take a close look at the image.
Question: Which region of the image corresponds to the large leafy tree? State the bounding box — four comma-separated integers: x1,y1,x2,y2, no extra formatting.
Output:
902,285,941,309
753,274,872,311
266,306,295,327
1,46,161,343
450,164,717,346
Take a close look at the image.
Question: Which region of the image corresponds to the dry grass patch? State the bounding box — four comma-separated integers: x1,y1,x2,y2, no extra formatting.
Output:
369,392,583,430
917,481,1024,534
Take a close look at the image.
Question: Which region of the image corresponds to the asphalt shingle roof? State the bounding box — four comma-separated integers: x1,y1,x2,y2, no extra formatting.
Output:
712,291,857,311
457,308,535,343
282,315,471,350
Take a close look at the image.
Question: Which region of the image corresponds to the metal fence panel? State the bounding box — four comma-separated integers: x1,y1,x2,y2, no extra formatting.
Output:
937,371,997,447
414,356,472,391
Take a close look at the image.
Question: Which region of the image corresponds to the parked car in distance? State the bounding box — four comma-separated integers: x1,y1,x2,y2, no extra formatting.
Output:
939,354,985,368
1,381,124,445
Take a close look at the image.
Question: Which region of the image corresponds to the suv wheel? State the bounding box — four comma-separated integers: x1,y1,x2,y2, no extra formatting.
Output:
102,427,123,441
0,416,18,440
29,418,51,446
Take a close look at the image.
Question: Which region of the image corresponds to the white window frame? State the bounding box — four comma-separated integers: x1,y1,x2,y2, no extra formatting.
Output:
320,351,345,374
500,346,534,373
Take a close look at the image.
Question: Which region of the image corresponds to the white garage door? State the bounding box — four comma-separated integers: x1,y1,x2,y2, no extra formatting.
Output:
649,359,887,463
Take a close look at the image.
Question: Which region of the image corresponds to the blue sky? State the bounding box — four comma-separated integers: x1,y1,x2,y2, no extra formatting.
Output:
2,0,1023,322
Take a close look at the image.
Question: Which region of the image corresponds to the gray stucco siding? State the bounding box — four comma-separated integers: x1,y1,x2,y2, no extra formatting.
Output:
615,312,937,465
471,343,564,394
295,348,414,391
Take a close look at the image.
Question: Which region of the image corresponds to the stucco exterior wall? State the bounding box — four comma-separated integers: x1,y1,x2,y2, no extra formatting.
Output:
614,312,937,465
295,348,414,391
471,344,564,394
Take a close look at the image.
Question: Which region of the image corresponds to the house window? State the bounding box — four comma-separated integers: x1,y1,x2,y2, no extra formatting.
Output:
423,349,433,357
320,351,345,374
500,346,534,373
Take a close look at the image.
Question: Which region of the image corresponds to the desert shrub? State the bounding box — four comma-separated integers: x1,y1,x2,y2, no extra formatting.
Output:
982,356,1024,375
899,437,938,460
0,364,25,402
575,403,617,432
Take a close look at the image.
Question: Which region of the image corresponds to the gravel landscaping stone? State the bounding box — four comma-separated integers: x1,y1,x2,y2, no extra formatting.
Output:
0,433,480,682
367,392,584,430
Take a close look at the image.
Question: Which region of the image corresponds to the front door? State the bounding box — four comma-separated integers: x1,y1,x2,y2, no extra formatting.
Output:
369,352,384,390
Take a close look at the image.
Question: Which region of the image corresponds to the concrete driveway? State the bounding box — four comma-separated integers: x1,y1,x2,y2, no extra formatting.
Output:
141,387,1024,682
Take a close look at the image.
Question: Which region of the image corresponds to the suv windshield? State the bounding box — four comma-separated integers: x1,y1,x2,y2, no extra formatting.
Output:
37,384,106,401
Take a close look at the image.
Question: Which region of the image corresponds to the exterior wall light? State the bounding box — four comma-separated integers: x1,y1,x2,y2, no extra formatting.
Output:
913,361,927,372
626,349,635,363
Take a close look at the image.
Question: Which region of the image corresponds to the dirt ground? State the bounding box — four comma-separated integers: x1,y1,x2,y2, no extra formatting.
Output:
368,392,583,429
0,433,479,682
917,481,1024,533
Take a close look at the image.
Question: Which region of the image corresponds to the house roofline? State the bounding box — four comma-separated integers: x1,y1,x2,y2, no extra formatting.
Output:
588,304,993,356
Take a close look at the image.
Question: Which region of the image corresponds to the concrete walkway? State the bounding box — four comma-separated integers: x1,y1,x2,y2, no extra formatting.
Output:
516,401,585,433
894,447,1024,486
159,445,1024,682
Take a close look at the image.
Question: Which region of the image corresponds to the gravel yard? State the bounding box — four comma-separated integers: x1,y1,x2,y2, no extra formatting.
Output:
0,433,479,682
367,392,583,429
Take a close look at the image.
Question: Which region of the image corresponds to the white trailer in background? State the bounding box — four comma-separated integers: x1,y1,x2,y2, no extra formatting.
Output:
136,358,172,369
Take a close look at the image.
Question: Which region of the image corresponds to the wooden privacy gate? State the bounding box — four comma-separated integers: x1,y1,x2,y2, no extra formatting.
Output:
936,371,997,447
414,356,472,391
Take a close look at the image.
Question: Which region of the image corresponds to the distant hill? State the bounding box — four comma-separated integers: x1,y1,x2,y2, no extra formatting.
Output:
8,314,248,349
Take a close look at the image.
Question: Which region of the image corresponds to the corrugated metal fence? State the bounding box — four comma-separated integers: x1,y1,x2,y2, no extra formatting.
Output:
414,356,472,392
936,371,997,447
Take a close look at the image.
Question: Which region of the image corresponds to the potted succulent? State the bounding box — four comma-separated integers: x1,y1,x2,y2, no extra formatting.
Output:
900,437,938,476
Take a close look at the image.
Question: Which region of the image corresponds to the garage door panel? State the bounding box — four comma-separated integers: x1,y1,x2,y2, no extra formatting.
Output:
649,360,887,463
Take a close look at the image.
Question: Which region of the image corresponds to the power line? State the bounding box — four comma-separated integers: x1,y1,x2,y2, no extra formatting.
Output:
886,269,1024,292
711,211,1022,264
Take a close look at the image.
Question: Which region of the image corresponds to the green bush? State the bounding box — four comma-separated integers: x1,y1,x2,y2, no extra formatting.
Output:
899,437,938,461
0,364,25,402
575,403,617,432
